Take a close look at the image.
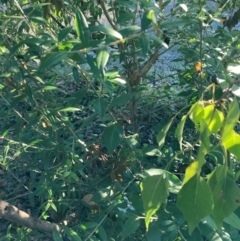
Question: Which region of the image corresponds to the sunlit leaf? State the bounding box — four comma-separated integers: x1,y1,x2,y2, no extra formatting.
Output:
175,115,187,150
222,98,239,140
182,161,199,185
222,130,240,160
140,174,169,230
89,25,122,39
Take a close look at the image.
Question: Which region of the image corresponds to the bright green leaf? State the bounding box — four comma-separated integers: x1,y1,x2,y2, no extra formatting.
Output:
89,25,122,39
222,130,240,160
182,161,199,185
175,115,187,150
96,48,109,76
140,174,169,230
204,105,224,134
222,98,239,140
141,10,156,31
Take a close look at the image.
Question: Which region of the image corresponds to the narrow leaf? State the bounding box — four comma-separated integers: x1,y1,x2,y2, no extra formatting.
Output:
39,52,67,70
175,115,187,150
89,25,122,39
156,118,173,149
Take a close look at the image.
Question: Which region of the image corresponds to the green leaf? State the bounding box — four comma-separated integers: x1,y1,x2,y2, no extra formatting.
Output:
109,93,134,108
182,161,199,186
75,10,89,47
62,226,82,241
175,115,187,150
87,54,101,78
156,118,173,149
222,97,239,140
140,35,149,56
58,26,73,42
56,107,81,112
189,102,204,130
224,212,240,230
72,67,80,82
103,123,123,154
212,175,240,229
141,10,156,31
92,98,108,117
145,226,161,241
140,174,169,230
52,227,63,241
122,217,140,240
39,52,67,70
89,25,123,39
177,175,213,234
117,12,135,24
98,225,108,241
222,130,240,160
96,48,109,76
204,105,224,134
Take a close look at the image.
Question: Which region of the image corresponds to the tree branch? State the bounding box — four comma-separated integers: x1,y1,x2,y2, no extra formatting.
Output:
0,200,61,234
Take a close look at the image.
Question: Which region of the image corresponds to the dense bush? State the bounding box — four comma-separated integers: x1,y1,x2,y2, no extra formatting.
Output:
0,0,240,240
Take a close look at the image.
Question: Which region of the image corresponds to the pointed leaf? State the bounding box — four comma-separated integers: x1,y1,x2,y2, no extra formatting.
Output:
212,175,240,229
103,123,123,154
122,217,140,239
222,98,239,140
96,48,109,77
141,10,156,31
92,98,108,117
175,115,187,150
156,118,173,149
140,174,169,230
72,67,80,82
52,227,63,241
58,26,73,41
75,10,89,47
182,161,199,185
222,130,240,160
89,25,122,39
224,212,240,230
204,105,224,134
177,175,213,234
39,52,67,70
